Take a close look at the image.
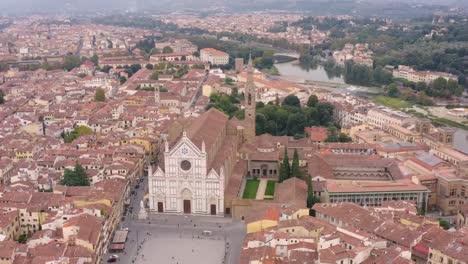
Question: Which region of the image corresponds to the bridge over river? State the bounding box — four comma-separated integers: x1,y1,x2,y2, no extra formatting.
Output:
274,52,301,59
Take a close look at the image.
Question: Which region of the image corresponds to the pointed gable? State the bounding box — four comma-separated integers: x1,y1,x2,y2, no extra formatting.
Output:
168,131,203,158
207,168,220,179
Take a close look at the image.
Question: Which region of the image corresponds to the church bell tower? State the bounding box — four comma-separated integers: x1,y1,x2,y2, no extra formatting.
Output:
244,54,256,143
154,86,160,106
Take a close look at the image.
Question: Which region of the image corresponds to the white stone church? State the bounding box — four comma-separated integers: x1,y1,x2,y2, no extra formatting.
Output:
148,129,225,215
148,57,256,216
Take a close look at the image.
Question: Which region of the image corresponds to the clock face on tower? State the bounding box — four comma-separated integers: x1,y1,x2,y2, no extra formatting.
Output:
180,160,191,171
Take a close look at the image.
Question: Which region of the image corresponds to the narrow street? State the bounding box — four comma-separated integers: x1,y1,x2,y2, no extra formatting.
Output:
190,71,209,107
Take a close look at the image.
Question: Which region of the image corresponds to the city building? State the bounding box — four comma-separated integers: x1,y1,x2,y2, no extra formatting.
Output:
200,48,229,65
392,65,458,84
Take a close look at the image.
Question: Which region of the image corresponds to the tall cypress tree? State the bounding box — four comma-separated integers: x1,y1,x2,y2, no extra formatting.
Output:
307,175,315,208
419,195,427,216
291,149,302,178
279,148,290,183
307,175,320,216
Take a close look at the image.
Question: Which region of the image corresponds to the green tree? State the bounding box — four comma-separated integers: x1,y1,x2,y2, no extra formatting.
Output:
101,65,112,73
135,39,155,54
256,113,267,135
62,126,93,143
373,66,393,85
287,112,306,137
225,77,235,85
130,64,142,74
416,82,427,91
17,234,28,244
316,103,334,125
162,46,174,54
256,102,265,109
438,218,450,230
120,76,127,84
0,90,5,104
146,64,154,70
338,133,352,142
325,126,340,142
230,87,242,103
455,86,464,97
291,149,302,178
417,91,434,106
94,88,106,102
90,54,99,65
419,195,426,216
208,93,239,117
75,126,93,137
432,77,448,91
151,71,159,80
447,79,457,91
234,109,245,120
306,175,319,208
63,54,81,71
307,95,318,108
60,163,90,186
282,95,301,108
387,83,399,98
279,148,290,183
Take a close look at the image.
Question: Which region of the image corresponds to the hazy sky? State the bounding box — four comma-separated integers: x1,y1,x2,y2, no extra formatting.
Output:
0,0,464,15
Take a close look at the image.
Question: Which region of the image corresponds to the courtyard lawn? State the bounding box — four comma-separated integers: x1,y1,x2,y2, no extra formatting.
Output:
242,179,260,199
264,180,276,199
375,96,412,109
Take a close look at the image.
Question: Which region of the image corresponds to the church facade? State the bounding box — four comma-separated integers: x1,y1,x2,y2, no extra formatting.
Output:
148,131,225,215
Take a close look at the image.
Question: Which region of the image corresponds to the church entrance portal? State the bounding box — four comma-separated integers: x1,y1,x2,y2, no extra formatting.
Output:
157,202,163,212
183,200,191,214
181,188,192,214
210,204,216,215
261,164,268,177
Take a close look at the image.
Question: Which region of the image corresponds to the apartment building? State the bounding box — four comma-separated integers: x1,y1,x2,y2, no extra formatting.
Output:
200,48,229,65
366,108,411,129
392,65,458,84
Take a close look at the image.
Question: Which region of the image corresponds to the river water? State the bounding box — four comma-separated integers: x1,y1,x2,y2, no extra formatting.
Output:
274,60,346,84
275,60,468,154
274,60,382,96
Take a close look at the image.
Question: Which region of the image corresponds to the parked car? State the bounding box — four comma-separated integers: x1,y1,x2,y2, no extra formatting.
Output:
202,230,212,236
107,255,119,263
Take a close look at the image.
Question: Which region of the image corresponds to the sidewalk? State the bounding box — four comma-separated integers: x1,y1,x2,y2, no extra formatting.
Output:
255,179,267,200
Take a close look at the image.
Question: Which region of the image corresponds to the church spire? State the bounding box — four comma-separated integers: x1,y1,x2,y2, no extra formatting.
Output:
247,53,253,72
165,139,169,152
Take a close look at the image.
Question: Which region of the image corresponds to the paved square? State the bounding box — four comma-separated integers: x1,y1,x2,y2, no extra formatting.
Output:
110,214,245,264
136,235,225,264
